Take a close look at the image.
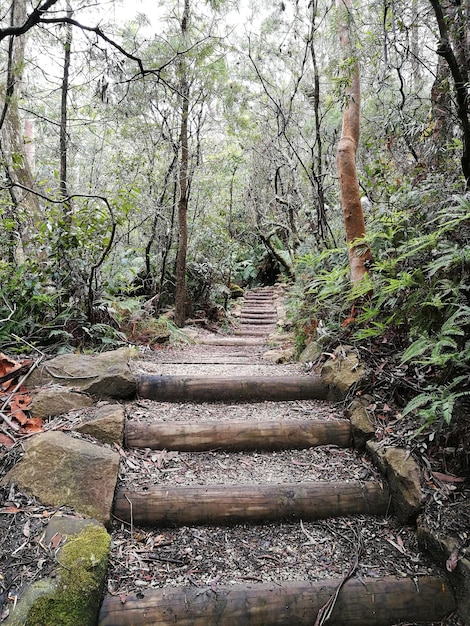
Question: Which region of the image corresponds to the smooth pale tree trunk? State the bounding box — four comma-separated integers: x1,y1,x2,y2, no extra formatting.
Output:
335,0,372,283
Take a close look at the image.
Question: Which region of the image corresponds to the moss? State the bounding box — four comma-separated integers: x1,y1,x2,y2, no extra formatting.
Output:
25,525,110,626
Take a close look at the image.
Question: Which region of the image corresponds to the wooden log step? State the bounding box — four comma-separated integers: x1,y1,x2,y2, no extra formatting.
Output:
98,576,455,626
113,481,390,526
137,375,329,402
239,321,276,328
240,316,277,323
198,336,267,346
234,328,273,336
125,419,352,451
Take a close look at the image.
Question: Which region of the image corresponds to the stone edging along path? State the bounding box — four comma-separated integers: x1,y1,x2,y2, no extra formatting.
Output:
1,324,469,623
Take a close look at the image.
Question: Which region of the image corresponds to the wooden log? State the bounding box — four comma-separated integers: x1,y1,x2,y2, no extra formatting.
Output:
198,337,267,346
241,308,275,314
113,481,390,526
240,319,276,325
125,419,352,451
137,375,329,402
234,328,274,336
98,576,455,626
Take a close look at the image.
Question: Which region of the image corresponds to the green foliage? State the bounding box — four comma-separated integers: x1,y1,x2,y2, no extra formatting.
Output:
292,192,470,431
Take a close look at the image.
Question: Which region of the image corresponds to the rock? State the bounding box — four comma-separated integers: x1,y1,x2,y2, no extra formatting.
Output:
262,347,295,363
320,345,365,397
27,348,137,400
6,519,110,626
76,404,125,445
417,516,470,624
230,284,244,298
367,441,424,523
1,431,120,526
346,396,375,450
30,388,94,418
298,341,323,364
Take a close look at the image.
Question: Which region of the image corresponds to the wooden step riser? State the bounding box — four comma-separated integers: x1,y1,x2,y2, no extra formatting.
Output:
113,481,390,526
234,329,274,336
240,318,277,324
125,419,352,451
137,375,329,402
98,576,455,626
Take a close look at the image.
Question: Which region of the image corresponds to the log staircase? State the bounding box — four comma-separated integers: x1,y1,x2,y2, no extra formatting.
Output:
99,287,456,625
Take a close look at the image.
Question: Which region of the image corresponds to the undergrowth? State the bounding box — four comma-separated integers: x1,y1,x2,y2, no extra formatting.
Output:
291,193,470,433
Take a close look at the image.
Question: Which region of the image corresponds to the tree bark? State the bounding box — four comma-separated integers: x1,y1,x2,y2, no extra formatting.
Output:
1,0,41,258
137,374,330,402
336,0,372,283
114,481,390,526
98,576,455,626
125,419,352,451
59,0,72,210
174,0,191,327
429,0,470,189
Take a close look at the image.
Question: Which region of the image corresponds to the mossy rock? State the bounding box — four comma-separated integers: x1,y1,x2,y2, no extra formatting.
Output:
24,524,110,626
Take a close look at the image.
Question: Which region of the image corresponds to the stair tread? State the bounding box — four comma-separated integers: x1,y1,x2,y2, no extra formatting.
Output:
117,447,379,489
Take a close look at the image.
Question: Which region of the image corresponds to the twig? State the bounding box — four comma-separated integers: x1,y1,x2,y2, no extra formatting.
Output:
125,494,134,541
313,524,364,626
0,296,16,322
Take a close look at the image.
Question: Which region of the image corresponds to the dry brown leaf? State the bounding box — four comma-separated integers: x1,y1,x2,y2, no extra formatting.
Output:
432,471,465,484
446,547,460,572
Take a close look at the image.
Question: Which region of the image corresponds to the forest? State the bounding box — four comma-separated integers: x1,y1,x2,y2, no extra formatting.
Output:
0,0,469,457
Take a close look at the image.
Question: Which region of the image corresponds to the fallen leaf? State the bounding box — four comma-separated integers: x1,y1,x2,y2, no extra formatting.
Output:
0,506,22,513
23,521,31,538
0,433,15,447
49,532,63,550
432,471,465,484
446,547,460,572
20,417,44,434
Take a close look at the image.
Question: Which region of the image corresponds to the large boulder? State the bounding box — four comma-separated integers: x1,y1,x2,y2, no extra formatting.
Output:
27,347,137,400
75,403,125,446
346,396,376,450
1,431,120,526
367,441,424,523
320,345,365,397
6,515,110,626
30,388,94,418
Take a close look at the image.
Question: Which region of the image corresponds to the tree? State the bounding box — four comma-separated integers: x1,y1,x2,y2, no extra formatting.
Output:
0,0,41,259
335,0,372,283
428,0,470,189
174,0,191,328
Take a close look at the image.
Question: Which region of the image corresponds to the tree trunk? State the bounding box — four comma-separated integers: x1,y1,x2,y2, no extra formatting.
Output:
114,481,390,526
335,0,372,283
0,0,41,258
99,576,455,626
429,0,470,188
125,419,352,451
137,374,329,402
174,0,191,327
59,0,72,210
